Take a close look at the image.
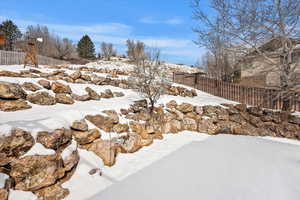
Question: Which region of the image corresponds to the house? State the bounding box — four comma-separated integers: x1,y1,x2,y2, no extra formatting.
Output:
239,37,300,88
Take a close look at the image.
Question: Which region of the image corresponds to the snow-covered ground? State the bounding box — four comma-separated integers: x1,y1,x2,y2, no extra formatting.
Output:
1,63,299,200
91,135,300,200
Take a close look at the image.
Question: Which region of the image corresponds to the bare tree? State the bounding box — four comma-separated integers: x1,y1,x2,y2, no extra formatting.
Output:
192,0,300,110
54,37,74,59
101,42,116,61
126,39,147,65
129,48,167,112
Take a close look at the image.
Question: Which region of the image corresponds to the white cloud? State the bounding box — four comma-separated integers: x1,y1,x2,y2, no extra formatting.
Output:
0,15,201,64
139,17,184,25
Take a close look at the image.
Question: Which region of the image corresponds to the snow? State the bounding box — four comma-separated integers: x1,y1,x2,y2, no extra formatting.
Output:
8,190,36,200
0,173,9,188
91,135,300,200
63,131,210,200
22,143,55,157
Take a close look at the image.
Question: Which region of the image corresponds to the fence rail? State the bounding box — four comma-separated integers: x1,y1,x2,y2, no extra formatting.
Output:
0,50,69,65
173,72,300,112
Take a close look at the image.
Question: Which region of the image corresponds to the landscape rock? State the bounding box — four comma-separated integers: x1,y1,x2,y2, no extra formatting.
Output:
10,154,65,191
55,93,74,104
113,92,125,97
85,114,115,132
38,79,51,89
69,71,81,80
27,92,56,105
88,139,118,166
71,119,88,131
0,81,26,99
0,129,34,166
22,82,41,92
0,99,31,112
37,129,72,150
101,89,114,98
71,93,90,101
85,87,100,100
72,128,101,145
112,124,129,133
51,82,72,94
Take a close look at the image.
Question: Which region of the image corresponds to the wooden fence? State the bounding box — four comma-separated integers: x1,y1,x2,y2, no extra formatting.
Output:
173,72,300,112
0,50,69,65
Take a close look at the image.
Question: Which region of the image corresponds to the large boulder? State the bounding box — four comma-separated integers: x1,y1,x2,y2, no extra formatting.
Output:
51,82,72,94
0,81,26,99
0,99,31,112
112,124,129,133
0,129,34,166
10,154,65,191
101,89,114,99
177,103,194,113
38,79,51,90
71,119,88,132
85,114,115,132
22,82,41,92
71,93,90,101
69,70,81,80
36,129,72,150
0,189,8,200
27,92,56,105
55,93,74,104
85,87,100,100
197,119,219,134
72,128,101,145
88,139,118,166
113,92,125,97
164,119,182,133
182,117,197,131
120,134,153,153
102,110,119,124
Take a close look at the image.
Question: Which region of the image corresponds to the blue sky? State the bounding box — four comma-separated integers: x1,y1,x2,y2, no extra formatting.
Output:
0,0,207,65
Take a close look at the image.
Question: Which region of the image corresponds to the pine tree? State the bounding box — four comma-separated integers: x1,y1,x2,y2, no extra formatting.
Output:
77,35,95,59
0,20,22,51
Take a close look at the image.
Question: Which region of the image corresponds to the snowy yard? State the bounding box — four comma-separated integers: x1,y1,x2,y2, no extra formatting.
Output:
0,63,299,200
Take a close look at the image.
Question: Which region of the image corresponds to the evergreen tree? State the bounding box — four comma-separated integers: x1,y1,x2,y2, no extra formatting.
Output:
0,20,22,51
77,35,95,59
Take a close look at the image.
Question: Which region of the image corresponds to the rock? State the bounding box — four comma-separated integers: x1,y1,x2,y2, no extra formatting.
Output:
85,114,115,132
232,124,259,136
0,70,21,77
120,108,129,115
0,129,34,166
38,79,51,89
102,110,119,124
0,189,8,200
132,99,148,109
88,139,118,166
27,92,56,105
81,74,91,81
36,129,72,150
234,104,247,112
72,129,101,145
164,119,182,133
229,114,247,124
71,93,90,101
34,184,69,200
113,92,125,97
195,106,203,115
51,82,72,94
55,93,74,104
63,150,80,171
69,71,81,80
85,87,100,100
112,124,129,133
71,119,88,131
198,119,219,134
0,81,26,99
0,99,31,112
75,79,88,84
101,89,114,98
22,82,41,92
121,134,153,153
177,103,194,113
247,106,264,117
166,100,177,109
182,117,197,131
10,154,65,191
191,89,197,96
